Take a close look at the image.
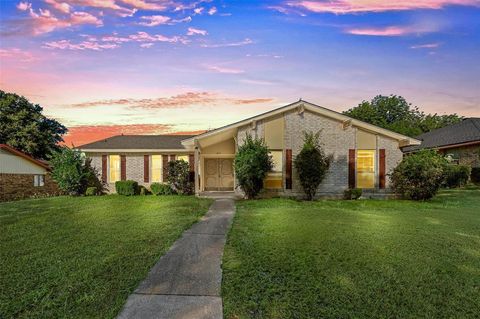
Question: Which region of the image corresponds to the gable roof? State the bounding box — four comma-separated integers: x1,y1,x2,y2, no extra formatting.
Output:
182,100,421,147
78,135,196,152
0,144,50,170
402,118,480,153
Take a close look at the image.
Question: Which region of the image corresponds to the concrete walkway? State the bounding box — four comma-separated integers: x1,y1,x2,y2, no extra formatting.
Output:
117,199,235,319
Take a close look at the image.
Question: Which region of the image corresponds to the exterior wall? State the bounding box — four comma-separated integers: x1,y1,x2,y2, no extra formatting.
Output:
86,152,193,193
440,144,480,167
377,135,403,188
0,173,59,202
0,149,46,174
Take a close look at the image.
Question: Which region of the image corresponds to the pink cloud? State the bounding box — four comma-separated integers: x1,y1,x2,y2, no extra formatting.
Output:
138,15,171,26
117,0,169,10
45,0,71,13
140,42,154,48
208,6,217,15
187,27,208,36
200,38,253,48
205,65,244,74
16,1,32,10
0,48,37,62
128,31,186,43
410,42,441,49
345,26,411,36
193,7,204,14
43,39,119,50
287,0,480,14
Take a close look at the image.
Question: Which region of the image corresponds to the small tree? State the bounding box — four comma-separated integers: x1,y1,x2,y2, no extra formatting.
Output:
294,131,331,200
167,160,192,195
390,150,447,200
234,134,272,199
50,147,104,195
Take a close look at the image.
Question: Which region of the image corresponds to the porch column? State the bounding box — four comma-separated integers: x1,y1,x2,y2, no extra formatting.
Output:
194,143,200,195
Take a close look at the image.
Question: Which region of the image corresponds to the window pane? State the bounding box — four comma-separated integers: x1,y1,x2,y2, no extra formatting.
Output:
270,151,282,173
109,155,121,183
177,155,189,163
265,151,283,189
151,155,162,182
39,175,44,186
357,150,375,188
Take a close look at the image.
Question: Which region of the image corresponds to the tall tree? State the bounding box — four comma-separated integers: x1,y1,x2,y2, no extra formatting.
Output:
0,90,67,159
343,95,462,137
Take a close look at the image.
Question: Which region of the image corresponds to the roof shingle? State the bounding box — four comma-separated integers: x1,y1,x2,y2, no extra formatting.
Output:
78,135,197,150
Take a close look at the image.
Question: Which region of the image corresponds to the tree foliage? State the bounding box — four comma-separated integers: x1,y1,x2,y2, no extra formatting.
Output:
50,147,104,195
343,95,462,137
234,134,273,199
390,150,447,200
0,90,67,159
294,131,331,200
167,160,193,195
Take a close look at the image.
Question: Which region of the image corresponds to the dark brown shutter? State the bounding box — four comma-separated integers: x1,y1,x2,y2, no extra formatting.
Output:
348,149,355,189
162,154,169,182
102,155,107,182
379,149,386,189
188,154,195,183
144,155,149,183
120,155,126,181
286,149,292,190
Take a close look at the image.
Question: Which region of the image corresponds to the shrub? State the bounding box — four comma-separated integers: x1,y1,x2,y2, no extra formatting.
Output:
390,150,447,200
139,185,150,195
150,183,176,195
167,160,193,195
50,147,105,195
443,165,471,188
115,180,138,196
344,188,362,200
234,134,272,199
85,187,97,196
471,167,480,185
294,131,331,200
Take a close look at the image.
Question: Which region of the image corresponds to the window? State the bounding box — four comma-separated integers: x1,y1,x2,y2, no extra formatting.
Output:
151,155,162,182
356,150,375,188
109,155,121,183
265,150,283,189
34,175,44,187
177,155,189,163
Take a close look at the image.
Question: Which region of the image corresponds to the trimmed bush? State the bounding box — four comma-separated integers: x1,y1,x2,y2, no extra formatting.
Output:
443,165,471,188
139,185,150,196
344,188,362,200
85,187,97,196
150,183,176,195
470,167,480,185
294,131,331,200
167,160,193,195
234,134,273,199
115,180,138,196
390,150,447,200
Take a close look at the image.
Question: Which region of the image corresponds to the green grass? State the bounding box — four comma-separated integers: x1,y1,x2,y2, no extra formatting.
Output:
222,187,480,318
0,195,212,318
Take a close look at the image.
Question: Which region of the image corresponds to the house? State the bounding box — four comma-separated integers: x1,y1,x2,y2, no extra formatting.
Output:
79,100,420,198
402,118,480,168
0,144,59,202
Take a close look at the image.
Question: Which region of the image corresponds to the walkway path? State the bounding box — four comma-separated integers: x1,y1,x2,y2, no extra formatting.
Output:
117,199,235,319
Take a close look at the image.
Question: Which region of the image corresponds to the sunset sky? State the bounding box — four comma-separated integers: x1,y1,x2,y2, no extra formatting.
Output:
1,0,479,146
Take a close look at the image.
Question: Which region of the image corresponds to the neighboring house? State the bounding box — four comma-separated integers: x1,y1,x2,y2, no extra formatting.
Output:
0,144,59,202
79,100,420,198
402,118,480,168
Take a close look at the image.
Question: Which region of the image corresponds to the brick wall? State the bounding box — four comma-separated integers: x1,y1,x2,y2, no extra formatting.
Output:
377,135,403,188
0,173,60,202
440,144,480,167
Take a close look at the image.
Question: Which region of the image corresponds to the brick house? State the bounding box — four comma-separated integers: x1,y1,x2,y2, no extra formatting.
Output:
79,100,420,198
0,144,59,202
402,118,480,168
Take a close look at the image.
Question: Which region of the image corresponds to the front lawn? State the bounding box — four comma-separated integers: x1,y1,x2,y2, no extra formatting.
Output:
0,195,212,318
222,188,480,318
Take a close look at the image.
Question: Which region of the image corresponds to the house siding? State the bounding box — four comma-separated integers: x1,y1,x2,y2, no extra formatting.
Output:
378,135,403,188
439,144,480,167
0,173,60,202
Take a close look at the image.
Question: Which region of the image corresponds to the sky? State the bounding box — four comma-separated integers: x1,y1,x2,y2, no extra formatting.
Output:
1,0,479,146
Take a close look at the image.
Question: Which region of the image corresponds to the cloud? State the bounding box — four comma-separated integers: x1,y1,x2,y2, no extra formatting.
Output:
128,31,186,43
0,48,37,62
193,7,204,14
208,6,217,15
200,38,253,48
16,1,32,10
43,39,119,50
68,92,274,109
140,42,154,48
138,15,171,26
345,26,411,36
205,65,244,74
286,0,480,14
240,79,277,86
45,0,71,13
410,42,441,49
117,0,169,10
187,27,208,36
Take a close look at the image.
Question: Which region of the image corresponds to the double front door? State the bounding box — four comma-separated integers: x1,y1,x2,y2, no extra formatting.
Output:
204,158,234,191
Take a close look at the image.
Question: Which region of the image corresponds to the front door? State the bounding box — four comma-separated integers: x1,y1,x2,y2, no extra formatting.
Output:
204,158,234,191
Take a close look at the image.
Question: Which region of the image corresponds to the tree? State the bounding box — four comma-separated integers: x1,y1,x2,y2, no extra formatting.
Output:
50,147,103,195
0,90,67,159
294,131,331,200
344,95,462,137
390,150,447,200
234,134,273,199
167,160,193,195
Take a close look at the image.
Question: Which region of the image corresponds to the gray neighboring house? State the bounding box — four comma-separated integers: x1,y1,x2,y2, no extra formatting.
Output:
402,118,480,168
79,100,421,198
